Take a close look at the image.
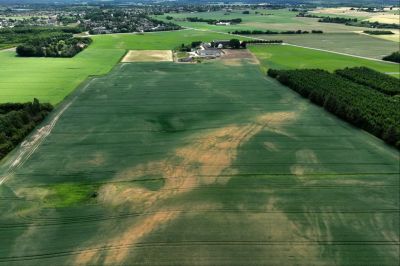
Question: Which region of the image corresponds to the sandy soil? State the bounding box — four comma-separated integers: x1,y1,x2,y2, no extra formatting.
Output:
121,50,173,62
221,49,259,66
74,111,298,265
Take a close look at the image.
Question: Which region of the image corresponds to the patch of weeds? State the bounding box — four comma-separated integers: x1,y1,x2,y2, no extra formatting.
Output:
44,183,100,208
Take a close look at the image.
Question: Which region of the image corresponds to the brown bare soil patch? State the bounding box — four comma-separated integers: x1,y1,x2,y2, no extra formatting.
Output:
121,50,173,62
221,49,259,66
75,111,297,264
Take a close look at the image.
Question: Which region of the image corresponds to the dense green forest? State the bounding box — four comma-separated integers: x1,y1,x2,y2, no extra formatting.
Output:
0,26,82,49
268,69,400,148
383,51,400,63
335,67,400,96
0,99,53,160
16,34,92,57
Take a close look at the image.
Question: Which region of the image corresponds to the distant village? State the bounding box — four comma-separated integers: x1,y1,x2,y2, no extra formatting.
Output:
0,7,181,34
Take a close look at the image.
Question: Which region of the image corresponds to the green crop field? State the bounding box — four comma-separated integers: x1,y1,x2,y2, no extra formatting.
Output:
89,29,247,50
0,29,236,105
154,9,372,33
253,32,400,59
0,60,398,265
249,44,400,76
0,48,125,105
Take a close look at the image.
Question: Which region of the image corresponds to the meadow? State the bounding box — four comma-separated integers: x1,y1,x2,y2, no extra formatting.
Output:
252,32,399,59
89,29,245,50
154,9,373,33
0,60,398,265
0,29,238,105
0,48,125,104
249,44,400,76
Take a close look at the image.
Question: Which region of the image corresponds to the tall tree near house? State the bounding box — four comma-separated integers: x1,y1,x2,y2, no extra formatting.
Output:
229,39,241,49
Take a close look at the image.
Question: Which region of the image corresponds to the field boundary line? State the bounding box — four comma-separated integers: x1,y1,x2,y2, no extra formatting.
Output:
283,43,400,64
184,26,398,64
82,28,191,37
0,78,96,186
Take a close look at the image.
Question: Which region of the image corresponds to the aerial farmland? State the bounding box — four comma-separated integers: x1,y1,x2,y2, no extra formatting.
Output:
0,1,399,266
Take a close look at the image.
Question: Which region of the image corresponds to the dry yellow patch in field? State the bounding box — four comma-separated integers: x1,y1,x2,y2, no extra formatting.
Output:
355,30,400,42
311,7,361,16
74,111,298,265
121,50,173,62
365,14,400,25
312,7,400,25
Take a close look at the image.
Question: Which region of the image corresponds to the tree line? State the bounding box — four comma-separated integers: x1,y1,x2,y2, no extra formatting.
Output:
268,68,400,148
16,34,92,57
0,99,53,160
230,29,323,35
363,30,394,35
243,40,283,45
0,26,83,49
335,67,400,96
297,12,400,29
383,51,400,63
186,17,242,25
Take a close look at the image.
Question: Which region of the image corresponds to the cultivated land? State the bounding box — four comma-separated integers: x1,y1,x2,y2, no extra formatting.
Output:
0,60,398,265
311,7,400,25
253,32,400,58
249,45,400,76
154,9,374,33
357,29,400,43
89,29,248,50
0,48,125,104
121,50,173,62
0,29,239,105
155,9,398,60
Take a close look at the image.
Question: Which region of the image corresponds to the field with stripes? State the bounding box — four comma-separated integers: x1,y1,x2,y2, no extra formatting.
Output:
0,60,398,265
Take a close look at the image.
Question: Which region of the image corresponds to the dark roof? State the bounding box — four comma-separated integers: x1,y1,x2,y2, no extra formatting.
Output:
213,40,230,43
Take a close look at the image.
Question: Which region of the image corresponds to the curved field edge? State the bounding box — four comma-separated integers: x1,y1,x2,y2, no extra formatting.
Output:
0,61,398,265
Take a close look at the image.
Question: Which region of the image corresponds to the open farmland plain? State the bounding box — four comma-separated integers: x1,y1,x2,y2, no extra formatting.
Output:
0,29,238,105
154,9,374,33
310,7,400,25
249,45,400,76
88,29,245,50
252,32,399,59
0,60,398,265
0,47,125,105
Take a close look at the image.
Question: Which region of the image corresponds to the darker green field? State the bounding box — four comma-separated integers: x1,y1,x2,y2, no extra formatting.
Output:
0,60,398,265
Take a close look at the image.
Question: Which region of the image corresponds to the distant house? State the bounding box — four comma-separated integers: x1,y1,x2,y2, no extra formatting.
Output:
201,42,212,49
216,22,230,26
196,48,223,58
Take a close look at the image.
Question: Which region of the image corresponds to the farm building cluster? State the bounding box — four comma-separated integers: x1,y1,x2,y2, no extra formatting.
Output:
178,40,246,62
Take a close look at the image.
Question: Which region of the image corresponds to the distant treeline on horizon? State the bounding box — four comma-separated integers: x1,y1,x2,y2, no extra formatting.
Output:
1,0,399,6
